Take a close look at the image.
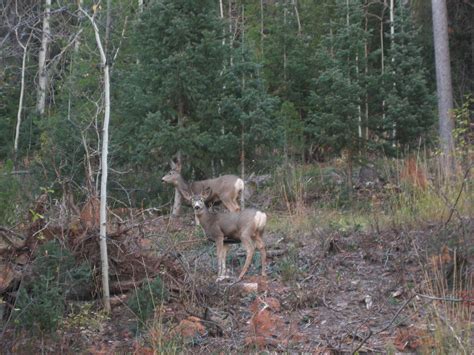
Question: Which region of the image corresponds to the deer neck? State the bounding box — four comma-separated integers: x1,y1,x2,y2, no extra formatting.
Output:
175,175,191,198
195,209,214,234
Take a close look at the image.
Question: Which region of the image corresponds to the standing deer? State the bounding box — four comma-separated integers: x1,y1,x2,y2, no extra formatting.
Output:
161,161,244,212
183,187,267,282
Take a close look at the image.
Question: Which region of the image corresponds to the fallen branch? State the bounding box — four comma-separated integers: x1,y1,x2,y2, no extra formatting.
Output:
416,293,474,303
351,293,416,354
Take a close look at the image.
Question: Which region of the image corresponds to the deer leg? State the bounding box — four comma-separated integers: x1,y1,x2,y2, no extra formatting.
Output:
238,237,255,280
232,200,241,212
255,233,267,277
221,198,236,212
215,238,225,281
222,244,231,279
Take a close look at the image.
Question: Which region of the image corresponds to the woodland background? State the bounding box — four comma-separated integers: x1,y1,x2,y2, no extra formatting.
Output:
0,0,472,353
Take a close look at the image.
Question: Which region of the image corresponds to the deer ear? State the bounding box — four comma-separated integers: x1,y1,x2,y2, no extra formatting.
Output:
181,189,191,201
170,160,176,169
202,186,212,200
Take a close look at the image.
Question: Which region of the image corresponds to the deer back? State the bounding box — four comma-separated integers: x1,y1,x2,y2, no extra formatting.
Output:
192,175,242,202
205,209,262,240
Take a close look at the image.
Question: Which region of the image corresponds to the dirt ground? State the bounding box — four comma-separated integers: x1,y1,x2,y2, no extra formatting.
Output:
2,212,473,354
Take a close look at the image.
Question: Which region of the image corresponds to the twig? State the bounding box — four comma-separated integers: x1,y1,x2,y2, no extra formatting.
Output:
416,293,474,303
351,293,416,354
437,313,468,354
444,165,471,228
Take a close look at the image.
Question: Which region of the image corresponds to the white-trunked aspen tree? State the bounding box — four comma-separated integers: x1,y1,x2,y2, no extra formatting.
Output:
79,1,112,313
431,0,455,175
37,0,51,115
14,28,33,162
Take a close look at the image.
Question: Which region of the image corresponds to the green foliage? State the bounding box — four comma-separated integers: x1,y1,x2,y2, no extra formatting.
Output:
452,95,473,165
115,0,226,170
13,240,92,333
0,161,23,225
383,3,435,150
127,277,168,325
219,49,283,168
307,0,368,158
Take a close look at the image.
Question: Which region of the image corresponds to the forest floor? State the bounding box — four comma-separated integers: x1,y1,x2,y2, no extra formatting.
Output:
5,209,472,354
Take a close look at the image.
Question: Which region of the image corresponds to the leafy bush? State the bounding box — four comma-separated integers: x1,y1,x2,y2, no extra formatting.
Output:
127,277,168,326
13,240,92,333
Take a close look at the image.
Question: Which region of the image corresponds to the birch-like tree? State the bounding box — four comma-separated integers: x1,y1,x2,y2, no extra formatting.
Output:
80,2,112,313
37,0,51,115
14,23,33,161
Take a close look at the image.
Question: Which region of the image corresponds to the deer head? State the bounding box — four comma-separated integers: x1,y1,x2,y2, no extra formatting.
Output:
190,187,211,214
161,160,182,186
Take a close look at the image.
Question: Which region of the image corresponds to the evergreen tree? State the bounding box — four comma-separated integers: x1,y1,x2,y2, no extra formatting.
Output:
115,0,227,175
307,0,369,160
383,3,435,151
218,47,282,171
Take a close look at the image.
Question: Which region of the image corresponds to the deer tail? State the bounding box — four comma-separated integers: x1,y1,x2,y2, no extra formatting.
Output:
255,211,267,231
235,178,244,193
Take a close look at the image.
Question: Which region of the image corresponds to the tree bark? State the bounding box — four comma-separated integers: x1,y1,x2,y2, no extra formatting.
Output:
292,0,301,36
36,0,51,115
171,151,182,217
240,4,246,210
14,30,32,161
80,3,112,313
390,0,396,144
431,0,454,174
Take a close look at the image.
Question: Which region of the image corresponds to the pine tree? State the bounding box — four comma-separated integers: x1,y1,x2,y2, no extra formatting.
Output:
307,0,369,159
115,0,226,173
384,3,435,151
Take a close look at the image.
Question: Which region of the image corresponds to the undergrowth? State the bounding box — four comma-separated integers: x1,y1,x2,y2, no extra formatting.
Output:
12,240,92,333
127,277,169,330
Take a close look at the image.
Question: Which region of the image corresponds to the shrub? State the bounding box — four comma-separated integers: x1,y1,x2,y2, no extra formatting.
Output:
12,240,92,333
127,277,168,326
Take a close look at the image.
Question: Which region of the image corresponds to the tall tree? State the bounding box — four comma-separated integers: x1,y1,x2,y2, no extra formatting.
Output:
383,2,435,151
13,25,33,162
431,0,454,172
308,0,369,182
37,0,51,115
115,0,228,212
80,1,112,313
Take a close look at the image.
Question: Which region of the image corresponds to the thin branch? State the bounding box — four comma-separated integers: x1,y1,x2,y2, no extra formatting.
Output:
416,293,474,303
352,293,416,354
444,164,471,227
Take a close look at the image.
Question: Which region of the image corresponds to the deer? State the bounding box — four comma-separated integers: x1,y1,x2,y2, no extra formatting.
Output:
161,160,244,212
182,187,267,282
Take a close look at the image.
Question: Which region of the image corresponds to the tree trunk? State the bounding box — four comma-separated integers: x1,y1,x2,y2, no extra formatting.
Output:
14,31,32,162
260,0,264,60
292,0,301,36
171,151,182,217
381,1,386,128
364,1,369,141
80,3,112,313
172,97,185,217
431,0,454,174
283,6,287,82
36,0,51,115
390,0,396,144
240,4,246,210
